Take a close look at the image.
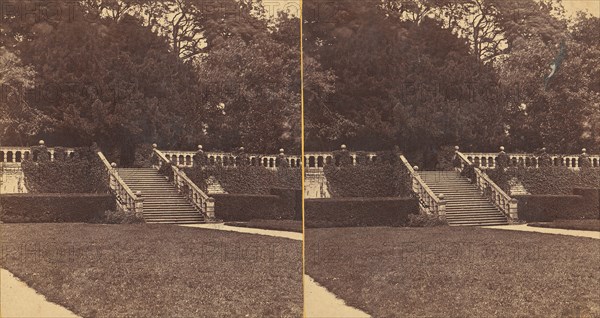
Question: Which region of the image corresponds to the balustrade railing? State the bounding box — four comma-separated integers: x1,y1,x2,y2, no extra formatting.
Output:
0,145,75,164
461,151,600,170
455,150,518,219
153,148,215,220
160,148,302,169
97,151,143,216
399,155,446,219
304,151,378,169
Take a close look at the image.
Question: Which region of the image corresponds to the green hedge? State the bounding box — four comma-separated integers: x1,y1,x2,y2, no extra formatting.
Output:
185,166,301,195
0,194,116,223
270,188,302,221
212,193,294,221
21,147,108,193
515,189,600,222
323,165,412,198
487,167,600,195
305,197,418,228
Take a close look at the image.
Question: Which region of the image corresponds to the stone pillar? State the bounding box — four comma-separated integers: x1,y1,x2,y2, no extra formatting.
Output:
509,198,518,220
205,197,216,221
580,148,591,169
438,194,447,221
134,191,144,217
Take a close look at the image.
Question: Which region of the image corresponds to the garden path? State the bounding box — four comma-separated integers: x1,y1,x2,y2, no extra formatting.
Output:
483,224,600,239
1,269,79,318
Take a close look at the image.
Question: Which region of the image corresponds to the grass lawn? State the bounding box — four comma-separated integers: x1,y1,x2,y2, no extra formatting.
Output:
529,219,600,232
1,223,302,317
225,220,303,233
305,227,600,317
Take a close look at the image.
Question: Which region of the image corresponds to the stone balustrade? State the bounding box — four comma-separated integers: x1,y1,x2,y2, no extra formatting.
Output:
461,148,599,170
159,146,302,169
455,148,518,219
0,143,75,164
304,147,378,169
97,151,144,217
153,148,215,221
399,155,446,219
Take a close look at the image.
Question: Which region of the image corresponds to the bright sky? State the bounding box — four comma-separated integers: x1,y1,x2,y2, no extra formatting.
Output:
562,0,600,17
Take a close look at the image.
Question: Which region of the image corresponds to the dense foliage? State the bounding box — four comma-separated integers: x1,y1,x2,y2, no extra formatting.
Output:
1,0,300,164
304,0,600,164
324,165,412,198
21,146,108,193
185,166,301,195
305,197,418,228
515,189,599,222
212,193,295,221
487,167,600,195
0,194,115,223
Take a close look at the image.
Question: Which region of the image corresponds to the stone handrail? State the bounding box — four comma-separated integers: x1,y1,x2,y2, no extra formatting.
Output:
160,149,302,169
153,148,215,220
0,146,75,163
461,151,600,169
456,151,517,219
399,154,446,219
304,151,378,169
97,151,143,216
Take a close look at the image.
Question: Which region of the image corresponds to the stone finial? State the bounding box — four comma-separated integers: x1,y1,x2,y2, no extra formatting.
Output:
111,162,117,168
239,146,245,152
152,143,157,148
341,144,347,150
279,148,285,155
413,165,419,171
500,146,505,152
39,140,45,145
541,147,546,152
455,146,460,151
582,148,587,154
136,191,142,197
439,194,445,200
198,145,203,150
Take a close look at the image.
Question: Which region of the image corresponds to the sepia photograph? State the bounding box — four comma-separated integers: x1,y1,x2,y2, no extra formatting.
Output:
1,0,302,317
1,0,600,317
303,0,600,317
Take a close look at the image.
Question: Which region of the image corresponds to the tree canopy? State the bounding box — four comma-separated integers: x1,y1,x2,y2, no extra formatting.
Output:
304,0,600,159
0,0,301,164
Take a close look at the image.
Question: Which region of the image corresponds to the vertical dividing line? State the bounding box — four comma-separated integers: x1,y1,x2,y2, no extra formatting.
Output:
299,0,306,317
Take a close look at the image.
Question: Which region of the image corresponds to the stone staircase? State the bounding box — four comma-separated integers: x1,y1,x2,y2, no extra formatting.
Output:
304,169,331,199
118,168,205,224
419,171,509,226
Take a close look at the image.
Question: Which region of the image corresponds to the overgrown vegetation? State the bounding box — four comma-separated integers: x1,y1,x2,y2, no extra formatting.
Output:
323,163,412,198
21,146,108,193
185,166,301,195
487,167,600,195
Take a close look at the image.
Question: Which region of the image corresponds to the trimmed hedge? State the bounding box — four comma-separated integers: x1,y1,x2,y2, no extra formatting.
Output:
487,167,600,195
515,188,600,222
270,188,302,221
212,193,292,221
305,197,419,228
21,146,108,193
185,166,301,195
0,194,116,223
323,165,412,198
